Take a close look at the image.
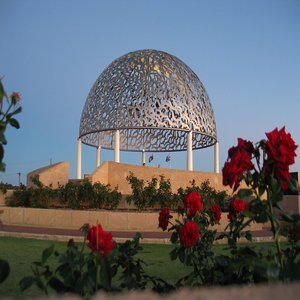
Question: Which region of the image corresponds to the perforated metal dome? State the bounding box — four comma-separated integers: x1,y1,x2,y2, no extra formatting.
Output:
79,49,217,152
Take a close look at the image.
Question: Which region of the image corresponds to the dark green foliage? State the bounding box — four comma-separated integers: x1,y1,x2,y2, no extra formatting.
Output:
126,172,179,210
0,259,10,284
177,179,230,211
7,175,58,208
7,177,121,210
19,233,174,298
0,79,22,285
0,79,22,172
126,173,229,211
59,180,81,209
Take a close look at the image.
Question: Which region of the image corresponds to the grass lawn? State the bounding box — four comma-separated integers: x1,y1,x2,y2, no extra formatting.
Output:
0,236,279,299
0,236,193,299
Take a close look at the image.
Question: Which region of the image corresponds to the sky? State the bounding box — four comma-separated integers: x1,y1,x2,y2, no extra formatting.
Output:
0,0,300,186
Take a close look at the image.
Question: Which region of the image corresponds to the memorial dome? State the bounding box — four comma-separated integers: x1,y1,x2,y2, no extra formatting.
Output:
79,49,217,152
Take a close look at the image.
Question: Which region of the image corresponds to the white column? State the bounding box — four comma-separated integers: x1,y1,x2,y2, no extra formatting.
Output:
96,146,101,168
114,129,120,163
214,142,220,173
141,149,146,165
187,131,193,171
77,138,82,179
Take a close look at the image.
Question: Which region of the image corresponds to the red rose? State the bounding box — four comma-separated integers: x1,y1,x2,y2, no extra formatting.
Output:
87,224,115,257
265,127,298,189
227,198,247,221
266,127,297,166
179,221,200,248
184,192,203,217
158,207,173,231
222,161,240,191
231,198,247,213
210,204,222,222
222,139,254,191
228,138,254,158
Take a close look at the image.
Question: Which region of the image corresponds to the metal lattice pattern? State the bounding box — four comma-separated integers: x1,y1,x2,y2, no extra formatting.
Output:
79,49,217,152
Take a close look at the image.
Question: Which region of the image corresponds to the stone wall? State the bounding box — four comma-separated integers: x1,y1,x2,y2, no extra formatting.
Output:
91,161,230,195
1,207,263,232
26,161,69,189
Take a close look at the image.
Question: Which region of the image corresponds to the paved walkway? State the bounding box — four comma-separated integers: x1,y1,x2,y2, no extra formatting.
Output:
0,224,274,244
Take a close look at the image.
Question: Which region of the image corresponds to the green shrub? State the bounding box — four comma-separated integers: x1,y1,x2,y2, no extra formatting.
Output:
92,182,121,210
7,190,31,207
156,175,178,209
177,179,230,211
126,173,149,210
7,176,58,208
59,181,81,209
126,174,229,211
6,177,121,210
126,173,178,210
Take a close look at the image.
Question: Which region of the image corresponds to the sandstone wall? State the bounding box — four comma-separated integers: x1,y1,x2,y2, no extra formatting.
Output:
26,161,69,189
0,206,263,232
91,161,230,195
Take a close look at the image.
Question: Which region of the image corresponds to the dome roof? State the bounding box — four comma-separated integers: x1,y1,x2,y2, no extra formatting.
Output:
79,49,217,152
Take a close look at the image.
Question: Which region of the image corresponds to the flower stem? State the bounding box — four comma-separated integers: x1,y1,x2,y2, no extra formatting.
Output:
0,103,13,122
95,256,99,292
267,194,283,269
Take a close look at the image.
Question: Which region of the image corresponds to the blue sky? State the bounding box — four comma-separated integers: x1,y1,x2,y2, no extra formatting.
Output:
1,0,299,185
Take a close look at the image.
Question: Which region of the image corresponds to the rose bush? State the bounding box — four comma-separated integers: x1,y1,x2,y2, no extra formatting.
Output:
158,127,299,286
0,79,22,171
0,79,22,286
20,224,173,297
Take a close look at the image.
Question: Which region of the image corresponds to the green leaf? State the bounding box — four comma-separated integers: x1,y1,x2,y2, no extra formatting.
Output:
8,118,20,129
0,162,5,172
0,144,4,162
36,278,48,294
291,213,300,222
237,188,253,199
0,80,5,102
100,258,112,290
0,131,7,145
170,231,178,244
245,231,252,242
178,248,186,263
169,248,178,261
11,106,22,116
287,178,298,193
280,213,294,223
42,244,54,264
19,276,36,291
0,259,10,283
48,277,67,293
